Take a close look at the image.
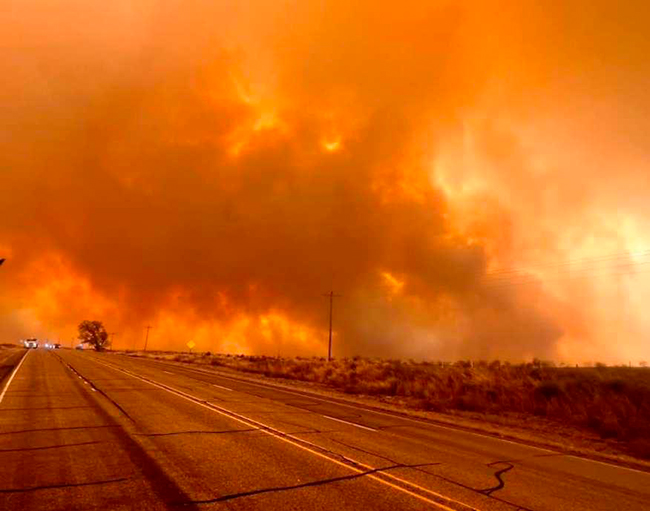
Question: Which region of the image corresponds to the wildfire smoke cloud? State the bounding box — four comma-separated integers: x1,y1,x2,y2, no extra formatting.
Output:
1,1,649,362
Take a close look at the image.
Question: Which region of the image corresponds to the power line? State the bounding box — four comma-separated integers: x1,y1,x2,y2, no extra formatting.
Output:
484,249,650,278
484,259,650,286
484,264,650,289
480,249,650,288
485,249,650,275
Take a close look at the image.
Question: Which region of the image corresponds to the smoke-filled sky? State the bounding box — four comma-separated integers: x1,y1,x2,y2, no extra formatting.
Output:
2,1,649,362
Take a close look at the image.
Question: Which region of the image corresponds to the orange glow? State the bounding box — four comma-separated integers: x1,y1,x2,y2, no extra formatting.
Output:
1,1,649,363
381,272,405,295
321,138,342,153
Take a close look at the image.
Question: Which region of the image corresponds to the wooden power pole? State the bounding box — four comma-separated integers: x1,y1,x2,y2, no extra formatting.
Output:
323,291,341,361
144,325,153,351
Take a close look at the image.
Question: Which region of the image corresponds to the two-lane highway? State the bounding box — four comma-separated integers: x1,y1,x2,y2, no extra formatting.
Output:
2,349,649,510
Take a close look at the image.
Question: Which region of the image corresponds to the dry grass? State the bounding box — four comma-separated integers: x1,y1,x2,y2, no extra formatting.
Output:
124,351,650,460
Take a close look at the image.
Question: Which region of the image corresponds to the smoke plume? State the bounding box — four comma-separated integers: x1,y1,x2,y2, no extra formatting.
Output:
1,1,649,362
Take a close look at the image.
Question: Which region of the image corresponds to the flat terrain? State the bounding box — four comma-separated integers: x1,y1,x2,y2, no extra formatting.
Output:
123,352,650,462
1,349,649,510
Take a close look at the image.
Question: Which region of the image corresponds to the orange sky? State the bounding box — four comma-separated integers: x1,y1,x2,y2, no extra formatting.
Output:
1,1,649,362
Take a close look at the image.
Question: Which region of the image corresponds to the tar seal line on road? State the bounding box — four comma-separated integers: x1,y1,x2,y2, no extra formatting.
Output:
51,351,135,422
85,355,479,511
47,351,202,511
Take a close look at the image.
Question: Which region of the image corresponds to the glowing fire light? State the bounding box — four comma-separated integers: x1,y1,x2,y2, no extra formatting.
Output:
381,271,405,294
321,138,342,152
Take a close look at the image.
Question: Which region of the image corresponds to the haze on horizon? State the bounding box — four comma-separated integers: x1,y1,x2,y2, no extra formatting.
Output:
1,1,649,363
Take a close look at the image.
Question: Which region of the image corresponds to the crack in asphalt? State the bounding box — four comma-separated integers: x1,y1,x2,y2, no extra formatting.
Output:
57,352,202,511
474,452,566,497
137,429,258,438
100,355,577,511
325,439,535,511
479,461,514,496
178,463,438,505
0,405,95,411
0,440,102,453
413,465,537,511
0,477,130,494
329,438,413,465
273,418,325,434
237,410,315,415
103,387,164,392
292,429,340,436
0,425,120,436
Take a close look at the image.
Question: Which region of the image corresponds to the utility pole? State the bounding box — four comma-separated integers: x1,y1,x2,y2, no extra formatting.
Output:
144,325,153,351
322,291,341,361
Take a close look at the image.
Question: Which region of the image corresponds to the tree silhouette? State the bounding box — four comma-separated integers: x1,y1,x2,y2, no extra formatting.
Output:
78,320,109,351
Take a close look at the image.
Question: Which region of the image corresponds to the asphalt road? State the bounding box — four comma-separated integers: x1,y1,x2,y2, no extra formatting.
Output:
0,349,24,385
1,349,649,510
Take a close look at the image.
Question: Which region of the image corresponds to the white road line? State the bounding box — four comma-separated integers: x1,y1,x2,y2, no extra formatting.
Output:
211,383,233,391
202,370,650,475
111,355,650,476
160,362,558,453
162,371,174,375
322,415,377,432
86,357,476,511
0,350,29,405
565,455,650,475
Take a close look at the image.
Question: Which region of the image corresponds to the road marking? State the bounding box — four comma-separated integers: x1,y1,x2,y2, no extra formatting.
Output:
211,383,233,392
162,371,174,375
105,354,650,477
86,357,476,511
152,362,558,453
322,415,376,432
564,455,650,476
0,350,29,405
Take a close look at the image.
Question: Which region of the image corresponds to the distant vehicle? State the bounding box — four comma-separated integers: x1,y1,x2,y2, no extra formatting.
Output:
75,344,84,350
24,338,38,349
53,343,61,349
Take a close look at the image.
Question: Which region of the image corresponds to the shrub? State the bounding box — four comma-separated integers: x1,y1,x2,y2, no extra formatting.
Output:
535,381,563,400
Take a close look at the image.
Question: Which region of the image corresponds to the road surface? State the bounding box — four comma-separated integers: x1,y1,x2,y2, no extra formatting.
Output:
1,349,648,510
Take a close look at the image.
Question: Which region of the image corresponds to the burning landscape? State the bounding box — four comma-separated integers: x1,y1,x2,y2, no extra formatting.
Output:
1,3,650,510
2,1,649,364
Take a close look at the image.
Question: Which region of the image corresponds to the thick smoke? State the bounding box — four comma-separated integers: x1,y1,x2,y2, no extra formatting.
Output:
1,2,648,361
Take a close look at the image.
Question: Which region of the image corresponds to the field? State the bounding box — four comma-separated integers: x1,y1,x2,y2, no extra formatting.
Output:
122,351,650,460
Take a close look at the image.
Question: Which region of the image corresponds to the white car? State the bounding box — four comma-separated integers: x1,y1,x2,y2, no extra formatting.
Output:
24,339,39,349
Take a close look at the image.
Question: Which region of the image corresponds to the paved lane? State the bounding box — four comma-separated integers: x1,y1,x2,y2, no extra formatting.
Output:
2,350,482,510
0,349,198,511
0,349,26,388
80,351,650,511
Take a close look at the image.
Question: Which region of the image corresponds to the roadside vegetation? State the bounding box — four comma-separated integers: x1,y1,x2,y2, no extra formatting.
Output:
124,351,650,460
